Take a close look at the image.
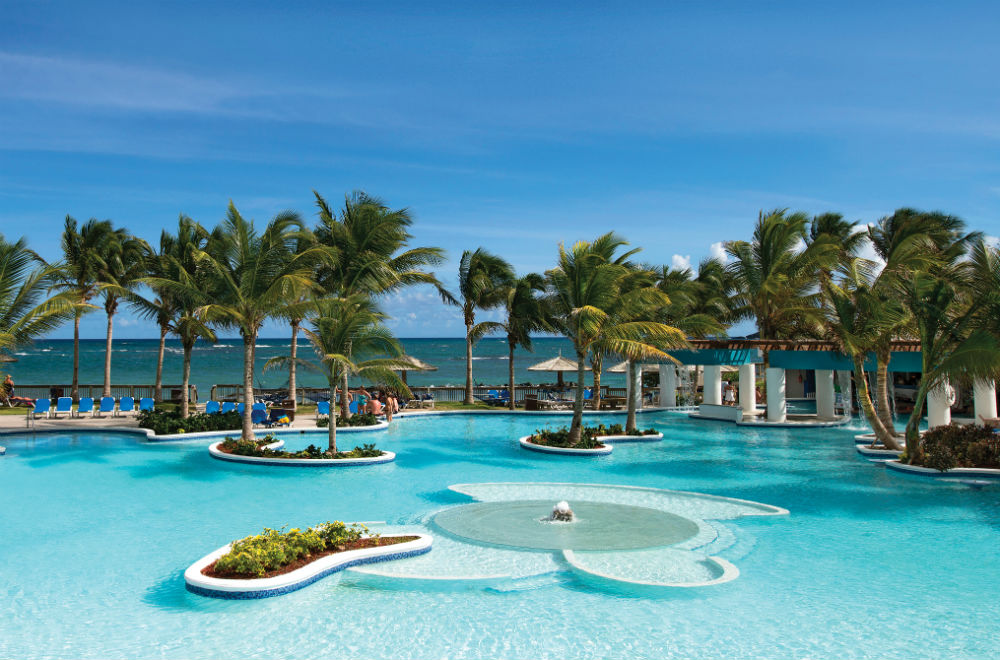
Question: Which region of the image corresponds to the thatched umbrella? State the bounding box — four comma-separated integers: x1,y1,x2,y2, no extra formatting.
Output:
392,355,437,385
607,360,661,374
527,352,590,387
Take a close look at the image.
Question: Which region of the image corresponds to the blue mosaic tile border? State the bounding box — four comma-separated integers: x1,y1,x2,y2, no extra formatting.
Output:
186,545,432,599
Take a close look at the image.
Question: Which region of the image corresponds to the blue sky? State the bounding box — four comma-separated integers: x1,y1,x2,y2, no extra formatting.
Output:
2,0,999,339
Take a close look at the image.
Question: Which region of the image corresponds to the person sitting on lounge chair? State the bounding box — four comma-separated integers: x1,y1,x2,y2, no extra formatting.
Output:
2,374,33,407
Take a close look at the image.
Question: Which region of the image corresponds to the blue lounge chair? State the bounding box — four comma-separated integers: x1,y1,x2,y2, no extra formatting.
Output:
266,409,291,428
98,396,115,417
205,400,221,414
317,401,330,417
349,401,360,415
236,402,245,415
77,397,94,417
53,396,73,418
251,408,267,427
118,396,135,417
252,402,267,412
139,397,154,412
31,398,50,419
221,401,236,414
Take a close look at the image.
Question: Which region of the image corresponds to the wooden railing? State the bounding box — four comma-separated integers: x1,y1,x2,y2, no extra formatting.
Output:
12,384,197,403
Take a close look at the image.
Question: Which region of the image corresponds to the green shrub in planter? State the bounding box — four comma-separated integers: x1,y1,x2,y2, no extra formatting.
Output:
919,424,1000,471
316,412,379,428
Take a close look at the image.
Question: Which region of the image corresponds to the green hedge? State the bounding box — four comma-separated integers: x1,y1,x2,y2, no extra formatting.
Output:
138,409,243,435
315,412,379,428
213,522,371,577
219,436,384,460
916,424,1000,471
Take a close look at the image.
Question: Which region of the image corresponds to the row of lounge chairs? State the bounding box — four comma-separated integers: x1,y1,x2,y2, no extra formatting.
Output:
202,400,292,428
31,396,154,419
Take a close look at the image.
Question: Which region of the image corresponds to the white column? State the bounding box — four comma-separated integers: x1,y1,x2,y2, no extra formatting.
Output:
973,379,997,424
815,369,835,419
738,363,756,414
927,381,952,429
658,364,677,407
703,365,722,405
766,367,786,422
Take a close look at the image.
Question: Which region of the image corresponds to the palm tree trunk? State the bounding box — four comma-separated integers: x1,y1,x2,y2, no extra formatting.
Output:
289,319,299,411
626,361,638,433
181,339,193,418
904,385,929,464
341,371,350,419
154,325,167,403
72,313,81,400
508,340,516,411
569,351,586,445
241,332,255,441
875,350,895,435
591,356,602,411
464,321,474,404
103,310,114,397
854,357,900,450
328,378,338,454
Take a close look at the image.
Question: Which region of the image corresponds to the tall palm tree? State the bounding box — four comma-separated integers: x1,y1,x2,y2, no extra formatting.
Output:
822,262,907,449
55,217,116,399
496,273,549,410
142,216,217,417
187,203,329,440
265,296,409,453
446,248,514,404
546,233,685,444
130,230,179,403
726,209,837,349
865,209,969,436
313,190,445,416
98,228,150,397
0,234,77,362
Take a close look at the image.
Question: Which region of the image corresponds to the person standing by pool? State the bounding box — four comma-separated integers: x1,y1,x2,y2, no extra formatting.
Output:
724,382,736,406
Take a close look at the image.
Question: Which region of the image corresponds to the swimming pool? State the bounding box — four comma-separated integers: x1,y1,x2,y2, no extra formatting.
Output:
1,412,997,659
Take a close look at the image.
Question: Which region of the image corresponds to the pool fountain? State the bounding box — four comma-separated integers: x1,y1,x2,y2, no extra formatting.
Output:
549,500,574,522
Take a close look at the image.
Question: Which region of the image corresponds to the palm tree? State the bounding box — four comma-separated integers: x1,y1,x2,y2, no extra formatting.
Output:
726,209,837,349
191,203,329,440
55,217,116,399
98,228,150,397
313,190,445,416
130,231,179,403
546,233,685,444
0,234,77,362
446,248,514,404
265,296,409,453
865,209,969,437
822,262,907,450
496,273,549,410
142,216,217,417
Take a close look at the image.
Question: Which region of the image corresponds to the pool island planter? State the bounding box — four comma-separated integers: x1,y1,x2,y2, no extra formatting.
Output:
884,460,1000,480
518,435,613,456
185,533,433,599
208,441,395,466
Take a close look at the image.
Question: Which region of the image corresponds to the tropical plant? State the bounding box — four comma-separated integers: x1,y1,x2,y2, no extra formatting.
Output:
313,190,445,416
185,203,330,440
496,273,550,410
444,248,514,404
546,233,686,444
54,217,117,399
265,295,409,453
726,209,837,349
97,227,150,397
0,234,77,362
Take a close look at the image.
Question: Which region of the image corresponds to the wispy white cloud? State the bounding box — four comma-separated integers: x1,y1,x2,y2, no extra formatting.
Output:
708,241,728,263
670,254,691,271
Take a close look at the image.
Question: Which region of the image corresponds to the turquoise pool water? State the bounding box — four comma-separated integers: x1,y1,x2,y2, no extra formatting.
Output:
1,412,998,659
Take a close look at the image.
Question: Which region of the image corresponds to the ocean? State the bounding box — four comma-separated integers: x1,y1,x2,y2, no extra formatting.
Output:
3,337,626,398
